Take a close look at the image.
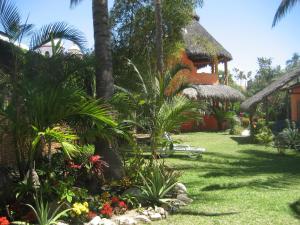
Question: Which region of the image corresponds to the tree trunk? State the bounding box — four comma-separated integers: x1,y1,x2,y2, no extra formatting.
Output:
92,0,114,99
92,0,124,180
154,0,164,75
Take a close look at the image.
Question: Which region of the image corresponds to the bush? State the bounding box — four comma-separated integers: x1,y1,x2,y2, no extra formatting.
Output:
274,120,300,154
229,125,244,135
255,127,274,146
241,117,250,128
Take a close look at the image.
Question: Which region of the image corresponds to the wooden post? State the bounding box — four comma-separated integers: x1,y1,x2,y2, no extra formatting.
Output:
265,98,269,125
286,90,290,120
215,59,219,77
224,61,228,85
211,63,215,74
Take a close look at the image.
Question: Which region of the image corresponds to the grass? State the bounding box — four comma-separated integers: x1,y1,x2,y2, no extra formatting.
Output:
156,132,300,225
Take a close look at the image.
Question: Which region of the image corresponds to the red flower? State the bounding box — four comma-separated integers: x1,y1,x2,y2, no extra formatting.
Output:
118,201,127,209
111,196,120,204
87,211,97,220
0,217,10,225
100,203,113,218
89,155,101,164
68,161,82,169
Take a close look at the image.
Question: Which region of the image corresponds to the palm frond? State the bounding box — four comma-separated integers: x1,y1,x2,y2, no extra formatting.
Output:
127,59,149,96
164,63,190,86
0,0,21,40
30,22,86,51
157,95,200,133
272,0,300,27
70,0,85,8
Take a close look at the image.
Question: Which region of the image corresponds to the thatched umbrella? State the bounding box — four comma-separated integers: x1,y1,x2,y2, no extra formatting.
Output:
241,67,300,111
183,85,245,102
182,15,232,64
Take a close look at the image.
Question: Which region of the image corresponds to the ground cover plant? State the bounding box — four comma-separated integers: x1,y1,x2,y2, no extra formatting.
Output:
155,132,300,225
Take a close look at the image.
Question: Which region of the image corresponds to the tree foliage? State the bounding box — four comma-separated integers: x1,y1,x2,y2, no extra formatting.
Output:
110,0,203,91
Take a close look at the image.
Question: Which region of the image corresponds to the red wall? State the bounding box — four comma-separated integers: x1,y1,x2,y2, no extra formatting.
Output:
181,115,220,132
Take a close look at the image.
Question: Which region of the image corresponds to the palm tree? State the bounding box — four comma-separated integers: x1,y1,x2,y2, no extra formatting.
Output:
272,0,300,27
70,0,124,179
154,0,164,75
118,61,202,157
70,0,113,100
286,53,300,69
70,0,125,179
0,0,88,177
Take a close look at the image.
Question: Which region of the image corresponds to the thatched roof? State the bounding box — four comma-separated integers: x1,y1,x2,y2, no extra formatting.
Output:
183,16,232,63
183,84,245,102
241,67,300,111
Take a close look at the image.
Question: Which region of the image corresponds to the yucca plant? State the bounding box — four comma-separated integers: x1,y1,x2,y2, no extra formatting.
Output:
139,162,180,205
24,196,71,225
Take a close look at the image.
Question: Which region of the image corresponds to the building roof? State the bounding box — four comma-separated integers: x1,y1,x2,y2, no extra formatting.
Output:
182,16,232,64
183,84,245,102
241,67,300,111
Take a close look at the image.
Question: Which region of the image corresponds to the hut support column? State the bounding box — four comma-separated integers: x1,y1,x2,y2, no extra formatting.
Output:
211,63,215,74
215,60,219,77
265,98,269,125
286,90,290,120
224,61,228,85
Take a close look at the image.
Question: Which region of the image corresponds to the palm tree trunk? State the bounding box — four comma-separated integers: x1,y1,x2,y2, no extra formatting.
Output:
92,0,124,180
154,0,164,75
92,0,114,100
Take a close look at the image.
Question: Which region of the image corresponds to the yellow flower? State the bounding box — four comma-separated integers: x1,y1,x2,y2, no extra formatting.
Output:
72,202,89,216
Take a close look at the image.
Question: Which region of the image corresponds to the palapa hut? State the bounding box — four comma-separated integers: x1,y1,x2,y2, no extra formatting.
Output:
179,14,244,131
241,67,300,123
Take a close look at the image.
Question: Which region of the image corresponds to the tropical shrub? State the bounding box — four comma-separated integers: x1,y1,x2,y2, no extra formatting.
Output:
213,108,235,130
114,61,203,155
229,125,244,135
255,127,274,146
241,117,250,128
274,120,300,154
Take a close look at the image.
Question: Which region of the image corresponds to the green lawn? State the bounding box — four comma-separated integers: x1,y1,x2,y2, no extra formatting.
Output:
156,132,300,225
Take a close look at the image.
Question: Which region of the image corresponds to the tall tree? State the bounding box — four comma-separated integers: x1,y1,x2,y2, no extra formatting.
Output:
286,52,300,70
111,0,203,90
70,0,113,99
70,0,124,179
154,0,164,75
273,0,300,27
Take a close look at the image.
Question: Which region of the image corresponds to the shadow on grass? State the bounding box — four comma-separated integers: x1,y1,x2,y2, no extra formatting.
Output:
230,136,253,145
176,208,239,217
201,175,297,191
198,149,300,190
290,199,300,219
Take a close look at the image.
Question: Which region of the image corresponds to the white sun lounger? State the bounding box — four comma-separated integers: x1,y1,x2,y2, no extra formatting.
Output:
161,132,206,157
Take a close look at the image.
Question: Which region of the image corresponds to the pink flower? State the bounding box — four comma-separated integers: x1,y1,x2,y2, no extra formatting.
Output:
111,196,120,204
89,155,101,164
68,161,82,169
118,201,127,209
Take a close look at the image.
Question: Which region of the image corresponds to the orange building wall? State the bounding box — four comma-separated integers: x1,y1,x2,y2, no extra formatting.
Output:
178,52,224,132
290,86,300,121
180,52,219,85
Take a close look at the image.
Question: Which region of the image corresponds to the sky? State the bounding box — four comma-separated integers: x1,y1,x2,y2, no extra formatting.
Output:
14,0,300,75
